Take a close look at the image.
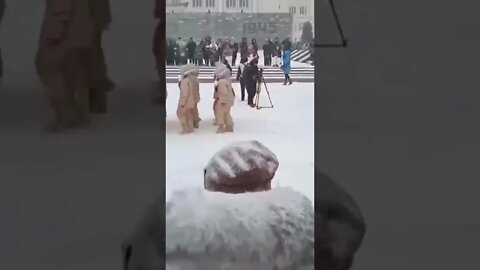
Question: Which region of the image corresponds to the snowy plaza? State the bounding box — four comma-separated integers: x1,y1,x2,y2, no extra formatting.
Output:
166,79,315,201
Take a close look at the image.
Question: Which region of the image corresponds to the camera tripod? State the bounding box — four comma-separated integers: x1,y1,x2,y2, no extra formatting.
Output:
314,0,349,48
254,68,274,110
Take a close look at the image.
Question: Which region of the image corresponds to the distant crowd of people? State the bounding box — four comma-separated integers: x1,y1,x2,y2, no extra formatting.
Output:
173,36,295,134
166,36,311,67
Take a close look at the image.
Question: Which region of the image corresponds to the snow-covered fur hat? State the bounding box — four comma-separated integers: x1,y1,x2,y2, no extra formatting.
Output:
204,140,279,193
165,186,314,269
179,64,198,77
214,62,230,80
122,169,366,270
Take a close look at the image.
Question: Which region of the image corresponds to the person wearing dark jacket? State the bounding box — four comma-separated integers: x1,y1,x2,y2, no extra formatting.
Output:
272,37,282,67
166,39,175,65
263,39,272,66
244,58,259,107
239,37,248,59
236,57,248,101
230,38,239,66
173,39,182,65
251,38,258,58
185,38,196,64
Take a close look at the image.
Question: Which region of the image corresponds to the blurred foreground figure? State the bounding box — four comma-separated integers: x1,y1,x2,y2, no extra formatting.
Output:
35,0,93,132
0,0,5,78
152,0,166,105
314,170,366,270
122,141,314,269
86,0,114,113
121,141,366,270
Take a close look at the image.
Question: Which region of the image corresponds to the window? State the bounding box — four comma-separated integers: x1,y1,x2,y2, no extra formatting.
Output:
300,6,307,15
193,0,202,7
289,6,296,14
206,0,215,7
239,0,248,8
226,0,236,8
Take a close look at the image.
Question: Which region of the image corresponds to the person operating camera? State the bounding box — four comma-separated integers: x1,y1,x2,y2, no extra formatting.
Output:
244,58,259,108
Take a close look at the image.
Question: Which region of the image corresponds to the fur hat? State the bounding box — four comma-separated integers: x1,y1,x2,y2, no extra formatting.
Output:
214,63,230,79
179,64,198,77
204,140,279,192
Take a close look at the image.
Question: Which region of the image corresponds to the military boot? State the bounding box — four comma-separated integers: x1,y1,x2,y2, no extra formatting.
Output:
180,124,193,134
216,124,226,134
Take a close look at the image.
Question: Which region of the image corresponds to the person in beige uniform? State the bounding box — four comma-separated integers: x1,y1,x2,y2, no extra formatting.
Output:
177,65,197,134
212,75,219,126
35,0,93,131
214,63,235,133
86,0,114,113
0,0,5,78
190,66,201,128
212,62,224,126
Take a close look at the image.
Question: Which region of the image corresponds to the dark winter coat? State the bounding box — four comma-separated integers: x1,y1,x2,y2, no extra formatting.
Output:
273,42,282,57
244,63,259,90
240,41,248,57
186,40,196,58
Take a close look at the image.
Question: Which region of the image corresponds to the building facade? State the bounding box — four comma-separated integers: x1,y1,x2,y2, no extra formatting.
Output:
166,0,314,41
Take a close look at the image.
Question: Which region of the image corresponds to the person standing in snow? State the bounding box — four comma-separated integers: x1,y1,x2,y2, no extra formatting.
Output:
251,38,259,58
212,63,220,126
272,37,282,67
236,57,248,102
244,58,259,107
263,39,273,66
281,48,292,85
177,65,196,134
281,38,293,85
189,65,201,128
230,37,239,66
214,63,235,133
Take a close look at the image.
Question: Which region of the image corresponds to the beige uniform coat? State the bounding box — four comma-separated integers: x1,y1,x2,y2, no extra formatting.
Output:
177,76,196,132
190,75,201,125
215,78,235,127
35,0,94,126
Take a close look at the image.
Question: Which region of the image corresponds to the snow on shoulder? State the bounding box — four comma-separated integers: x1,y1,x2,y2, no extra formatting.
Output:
204,140,279,190
166,186,314,268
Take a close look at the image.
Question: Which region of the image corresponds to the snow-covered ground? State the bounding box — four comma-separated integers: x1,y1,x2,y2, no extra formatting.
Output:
166,82,314,202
